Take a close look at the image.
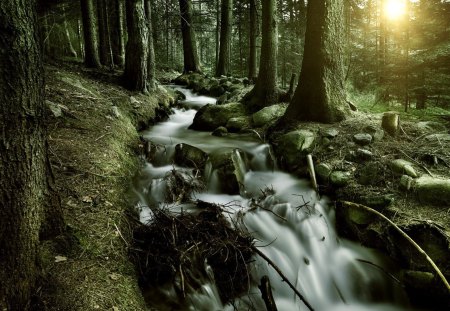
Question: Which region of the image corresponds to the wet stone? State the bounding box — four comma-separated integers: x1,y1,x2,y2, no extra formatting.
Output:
353,133,373,146
212,126,228,137
330,171,352,187
315,163,332,182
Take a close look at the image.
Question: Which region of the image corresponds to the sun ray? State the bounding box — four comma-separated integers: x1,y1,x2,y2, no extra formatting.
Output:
385,0,406,20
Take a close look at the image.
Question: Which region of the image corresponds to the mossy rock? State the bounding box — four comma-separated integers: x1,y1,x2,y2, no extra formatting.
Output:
252,104,287,127
189,102,247,131
174,143,208,169
274,130,316,170
414,177,450,206
226,116,251,132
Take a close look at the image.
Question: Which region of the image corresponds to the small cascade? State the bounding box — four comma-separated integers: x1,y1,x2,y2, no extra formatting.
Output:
132,86,412,311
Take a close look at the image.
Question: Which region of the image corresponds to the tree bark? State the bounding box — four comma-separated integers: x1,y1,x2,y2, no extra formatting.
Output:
123,0,149,92
145,0,156,90
62,3,78,58
283,0,349,123
178,0,202,73
243,0,278,111
97,0,114,67
80,0,101,68
216,0,232,76
111,0,125,66
0,0,62,308
248,0,258,81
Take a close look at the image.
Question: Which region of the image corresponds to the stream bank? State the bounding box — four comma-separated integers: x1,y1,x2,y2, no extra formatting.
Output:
38,62,176,310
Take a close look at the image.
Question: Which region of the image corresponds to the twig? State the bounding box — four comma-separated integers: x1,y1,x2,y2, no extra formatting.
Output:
259,276,278,311
252,246,314,311
94,132,110,142
114,223,129,247
306,154,319,194
340,201,450,292
255,205,287,222
399,150,434,177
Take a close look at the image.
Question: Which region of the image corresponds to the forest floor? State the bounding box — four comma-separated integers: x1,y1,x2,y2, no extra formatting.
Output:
36,61,450,310
37,61,176,311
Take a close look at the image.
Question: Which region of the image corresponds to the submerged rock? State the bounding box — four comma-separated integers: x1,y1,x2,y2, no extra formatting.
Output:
274,130,316,170
414,177,450,206
174,143,207,169
251,104,287,127
212,126,228,137
189,102,247,131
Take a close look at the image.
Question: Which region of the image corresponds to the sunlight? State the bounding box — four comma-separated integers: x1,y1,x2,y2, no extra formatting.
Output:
384,0,406,20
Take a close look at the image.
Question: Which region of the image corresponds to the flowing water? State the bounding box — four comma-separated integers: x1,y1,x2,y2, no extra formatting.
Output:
132,86,413,311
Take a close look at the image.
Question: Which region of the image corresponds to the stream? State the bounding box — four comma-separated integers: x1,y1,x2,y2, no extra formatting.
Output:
132,86,413,311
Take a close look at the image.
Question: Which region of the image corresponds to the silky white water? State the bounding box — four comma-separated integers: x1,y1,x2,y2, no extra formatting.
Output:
133,86,412,311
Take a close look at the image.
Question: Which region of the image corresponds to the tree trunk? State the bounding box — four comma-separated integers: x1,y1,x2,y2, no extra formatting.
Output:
97,0,113,67
0,0,62,308
145,0,156,90
123,0,149,92
283,0,349,123
216,0,232,76
178,0,202,73
62,3,78,58
80,0,101,68
248,0,258,81
243,0,278,111
111,0,125,66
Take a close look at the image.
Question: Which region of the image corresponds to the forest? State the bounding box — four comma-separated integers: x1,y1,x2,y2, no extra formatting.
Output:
1,0,450,310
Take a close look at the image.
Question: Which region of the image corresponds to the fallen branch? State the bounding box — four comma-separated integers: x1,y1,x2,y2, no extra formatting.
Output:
259,276,278,311
252,246,314,311
340,201,450,292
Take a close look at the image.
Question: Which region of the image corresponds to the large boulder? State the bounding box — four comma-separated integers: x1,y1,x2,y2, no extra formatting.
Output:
226,116,251,132
189,102,247,131
251,104,287,127
174,143,208,169
274,130,316,170
206,148,248,195
414,177,450,206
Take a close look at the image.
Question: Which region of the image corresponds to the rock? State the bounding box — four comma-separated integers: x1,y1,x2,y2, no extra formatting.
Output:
417,121,446,133
111,106,121,118
46,100,63,117
212,126,228,137
251,104,287,127
242,78,250,85
189,102,246,131
174,90,186,100
226,117,251,132
356,148,373,161
382,111,399,136
400,175,414,191
315,163,332,182
330,171,352,187
359,195,393,210
356,162,384,185
353,133,372,146
207,148,248,194
363,125,384,141
414,177,450,205
321,128,339,139
217,93,228,105
210,85,226,97
174,143,207,169
390,159,417,178
424,133,450,142
274,130,316,169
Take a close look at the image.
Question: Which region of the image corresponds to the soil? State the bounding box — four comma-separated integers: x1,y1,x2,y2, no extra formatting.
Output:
37,61,175,311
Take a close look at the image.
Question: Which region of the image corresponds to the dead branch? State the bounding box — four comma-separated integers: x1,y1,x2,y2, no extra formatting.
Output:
252,246,314,311
259,276,278,311
340,201,450,292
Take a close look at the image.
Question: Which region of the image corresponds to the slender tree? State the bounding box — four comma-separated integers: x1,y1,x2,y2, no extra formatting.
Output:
97,0,114,67
111,0,125,66
243,0,278,111
80,0,101,68
216,0,233,76
283,0,349,123
0,0,63,308
248,0,258,81
145,0,156,90
178,0,202,73
123,0,149,92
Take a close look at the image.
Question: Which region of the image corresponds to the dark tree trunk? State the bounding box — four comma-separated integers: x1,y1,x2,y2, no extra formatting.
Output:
123,0,149,92
145,0,156,90
111,0,125,66
80,0,101,68
178,0,202,73
243,0,278,111
97,0,113,67
62,3,78,58
216,0,232,76
0,0,63,308
248,0,258,81
283,0,349,123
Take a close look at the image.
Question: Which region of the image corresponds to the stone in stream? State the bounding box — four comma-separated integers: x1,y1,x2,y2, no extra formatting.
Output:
274,130,316,170
315,163,332,183
251,104,287,127
189,102,247,131
210,85,226,97
212,126,228,137
414,176,450,206
353,133,373,146
206,148,248,195
226,116,251,132
390,159,417,178
174,143,208,169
